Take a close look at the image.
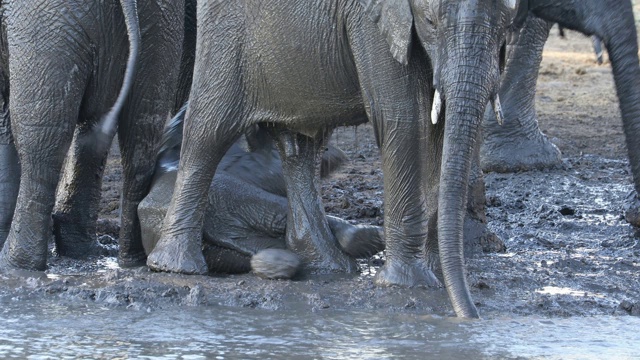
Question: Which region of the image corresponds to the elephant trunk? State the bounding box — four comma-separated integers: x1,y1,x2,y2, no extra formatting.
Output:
604,20,640,196
438,35,499,319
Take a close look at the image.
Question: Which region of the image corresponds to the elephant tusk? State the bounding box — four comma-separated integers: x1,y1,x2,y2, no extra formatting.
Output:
492,94,505,126
431,89,443,125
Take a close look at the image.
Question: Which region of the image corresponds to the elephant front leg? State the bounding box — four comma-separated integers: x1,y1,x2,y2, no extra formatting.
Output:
275,131,357,273
481,16,561,173
372,119,440,288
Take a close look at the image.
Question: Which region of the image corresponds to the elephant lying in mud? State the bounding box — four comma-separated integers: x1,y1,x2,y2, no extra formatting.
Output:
479,0,640,227
0,0,191,271
144,0,528,318
138,108,385,278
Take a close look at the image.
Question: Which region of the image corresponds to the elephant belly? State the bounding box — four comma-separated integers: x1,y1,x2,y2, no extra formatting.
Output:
242,0,368,134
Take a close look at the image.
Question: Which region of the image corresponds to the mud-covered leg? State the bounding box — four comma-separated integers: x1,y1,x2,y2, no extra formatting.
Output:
481,16,561,173
372,107,440,288
117,0,184,267
147,0,246,274
625,193,640,228
464,135,506,256
0,140,18,247
326,216,384,259
0,23,88,270
0,91,18,247
274,131,357,273
0,24,17,248
52,125,112,258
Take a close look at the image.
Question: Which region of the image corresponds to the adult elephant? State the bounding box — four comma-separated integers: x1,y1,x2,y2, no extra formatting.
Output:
480,0,640,226
0,0,185,271
146,0,528,318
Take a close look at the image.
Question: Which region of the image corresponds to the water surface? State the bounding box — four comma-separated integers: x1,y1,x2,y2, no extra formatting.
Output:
1,298,638,359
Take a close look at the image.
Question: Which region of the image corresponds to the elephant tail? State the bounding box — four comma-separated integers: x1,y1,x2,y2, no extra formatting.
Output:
155,101,188,173
93,0,141,154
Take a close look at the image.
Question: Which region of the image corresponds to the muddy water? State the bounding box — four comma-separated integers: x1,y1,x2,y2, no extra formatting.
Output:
1,297,639,359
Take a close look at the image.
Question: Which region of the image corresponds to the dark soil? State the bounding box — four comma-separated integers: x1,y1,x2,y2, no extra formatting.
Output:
1,27,639,319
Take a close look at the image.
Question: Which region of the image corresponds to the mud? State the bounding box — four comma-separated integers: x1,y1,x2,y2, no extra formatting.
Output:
1,25,639,328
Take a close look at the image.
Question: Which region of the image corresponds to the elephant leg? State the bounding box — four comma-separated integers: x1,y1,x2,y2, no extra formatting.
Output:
117,0,184,267
481,16,561,173
326,216,384,259
52,124,112,258
0,99,18,247
0,141,18,248
0,3,94,270
464,136,506,256
146,22,247,274
273,131,357,273
202,242,252,274
372,113,440,288
203,172,288,255
0,33,17,248
0,63,87,270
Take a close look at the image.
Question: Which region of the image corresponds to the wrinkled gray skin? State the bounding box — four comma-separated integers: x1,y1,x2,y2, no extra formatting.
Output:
147,0,525,318
0,0,186,271
0,17,17,247
480,0,640,227
139,109,384,278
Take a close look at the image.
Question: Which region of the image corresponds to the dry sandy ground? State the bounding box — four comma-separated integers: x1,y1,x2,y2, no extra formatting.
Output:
1,23,638,320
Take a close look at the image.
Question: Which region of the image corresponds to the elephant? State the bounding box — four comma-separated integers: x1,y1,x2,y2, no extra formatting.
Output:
0,0,187,271
479,0,640,227
138,106,385,278
143,0,529,318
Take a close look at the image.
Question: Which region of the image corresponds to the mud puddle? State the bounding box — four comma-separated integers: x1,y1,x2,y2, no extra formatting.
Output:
2,296,639,359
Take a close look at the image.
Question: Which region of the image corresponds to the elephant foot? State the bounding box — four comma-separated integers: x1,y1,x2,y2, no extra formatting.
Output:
251,248,301,279
303,245,359,274
481,132,561,173
0,235,47,272
203,243,252,274
327,215,385,258
52,213,114,259
118,251,148,268
374,259,442,288
624,192,640,228
463,216,506,258
146,234,208,275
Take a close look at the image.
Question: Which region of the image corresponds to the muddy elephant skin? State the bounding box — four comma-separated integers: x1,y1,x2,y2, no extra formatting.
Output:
139,109,383,278
480,0,640,227
0,0,186,271
147,0,527,318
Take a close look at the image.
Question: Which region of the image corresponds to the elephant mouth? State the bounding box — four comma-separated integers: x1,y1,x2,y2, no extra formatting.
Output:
430,90,504,125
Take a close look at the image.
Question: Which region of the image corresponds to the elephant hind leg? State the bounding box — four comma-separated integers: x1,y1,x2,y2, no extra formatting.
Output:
274,130,357,273
0,69,88,270
326,215,384,259
52,123,113,259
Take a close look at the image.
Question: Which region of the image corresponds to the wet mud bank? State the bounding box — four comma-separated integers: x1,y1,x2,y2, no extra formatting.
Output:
2,28,639,320
1,134,638,320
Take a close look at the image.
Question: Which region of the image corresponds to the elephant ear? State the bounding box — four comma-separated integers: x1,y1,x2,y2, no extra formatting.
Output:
360,0,414,65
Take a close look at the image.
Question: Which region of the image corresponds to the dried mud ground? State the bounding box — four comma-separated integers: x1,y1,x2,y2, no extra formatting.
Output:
1,28,639,320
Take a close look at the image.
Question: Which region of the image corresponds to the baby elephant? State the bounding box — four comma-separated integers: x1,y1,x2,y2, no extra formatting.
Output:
138,107,384,279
